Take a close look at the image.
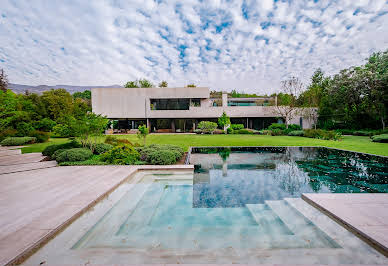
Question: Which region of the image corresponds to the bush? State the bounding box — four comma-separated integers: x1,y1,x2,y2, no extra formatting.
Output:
104,136,133,146
198,121,218,134
100,145,140,165
56,148,93,163
42,139,81,157
288,130,304,136
0,128,17,141
257,130,271,135
213,129,225,134
16,122,34,136
227,128,234,134
337,129,355,135
371,134,388,143
270,129,284,136
33,118,57,132
353,130,376,136
29,130,50,143
147,150,177,165
93,143,114,154
288,124,302,131
53,124,72,137
236,129,253,134
231,124,244,130
194,129,202,134
303,129,342,141
268,123,286,130
51,149,66,160
137,144,184,164
0,137,36,146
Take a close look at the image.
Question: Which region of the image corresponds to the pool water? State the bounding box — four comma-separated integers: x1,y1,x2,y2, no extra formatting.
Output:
23,148,388,264
191,147,388,207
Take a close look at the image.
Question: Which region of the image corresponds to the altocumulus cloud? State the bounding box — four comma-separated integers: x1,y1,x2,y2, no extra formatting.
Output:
0,0,387,93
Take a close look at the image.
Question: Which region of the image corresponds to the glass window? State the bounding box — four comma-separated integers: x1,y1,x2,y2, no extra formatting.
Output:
150,99,190,110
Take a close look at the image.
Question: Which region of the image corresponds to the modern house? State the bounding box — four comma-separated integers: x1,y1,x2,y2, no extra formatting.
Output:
92,87,315,133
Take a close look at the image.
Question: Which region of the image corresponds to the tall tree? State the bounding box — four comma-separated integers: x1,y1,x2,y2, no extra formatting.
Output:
275,77,304,128
0,69,8,92
124,79,154,88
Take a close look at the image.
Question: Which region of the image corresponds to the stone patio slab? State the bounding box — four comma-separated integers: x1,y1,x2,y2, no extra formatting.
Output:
302,193,388,256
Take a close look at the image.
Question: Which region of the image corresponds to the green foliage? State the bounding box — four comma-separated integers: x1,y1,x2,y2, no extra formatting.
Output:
51,149,66,160
270,129,284,136
288,130,304,136
100,145,140,165
0,128,17,141
229,89,260,98
231,124,244,130
158,81,168,87
288,124,302,131
42,139,81,157
303,129,342,141
72,90,91,100
124,79,154,88
198,121,218,134
73,113,108,152
371,134,388,143
58,155,109,166
29,130,50,143
53,124,72,137
93,143,114,155
15,122,34,136
186,84,196,87
226,128,234,134
268,123,286,130
147,150,177,165
104,135,133,146
236,129,253,134
194,129,203,134
56,148,93,163
218,112,231,130
137,144,184,164
0,137,36,146
137,124,149,145
33,118,56,132
41,89,74,120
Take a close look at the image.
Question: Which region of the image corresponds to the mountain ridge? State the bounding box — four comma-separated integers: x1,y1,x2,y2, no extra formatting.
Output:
8,83,123,94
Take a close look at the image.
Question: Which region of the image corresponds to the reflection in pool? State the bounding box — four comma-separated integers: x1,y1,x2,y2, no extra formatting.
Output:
191,147,388,207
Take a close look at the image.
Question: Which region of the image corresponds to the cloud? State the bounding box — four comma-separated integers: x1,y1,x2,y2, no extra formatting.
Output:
0,0,387,93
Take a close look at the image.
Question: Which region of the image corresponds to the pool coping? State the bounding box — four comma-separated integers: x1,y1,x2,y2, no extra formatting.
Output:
185,145,388,164
4,165,194,266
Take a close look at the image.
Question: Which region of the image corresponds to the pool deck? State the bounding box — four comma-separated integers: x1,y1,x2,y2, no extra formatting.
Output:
303,193,388,256
0,148,193,266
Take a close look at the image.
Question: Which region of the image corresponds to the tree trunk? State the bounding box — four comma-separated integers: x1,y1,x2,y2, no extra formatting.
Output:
382,116,385,130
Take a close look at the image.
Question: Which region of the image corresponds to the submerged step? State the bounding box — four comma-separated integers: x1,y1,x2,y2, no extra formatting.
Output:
245,203,293,235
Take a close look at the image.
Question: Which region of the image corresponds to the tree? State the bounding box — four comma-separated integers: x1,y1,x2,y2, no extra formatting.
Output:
41,89,73,120
137,124,149,145
186,84,196,87
275,77,304,128
124,79,154,88
158,81,168,87
0,69,8,92
74,113,108,153
218,111,231,133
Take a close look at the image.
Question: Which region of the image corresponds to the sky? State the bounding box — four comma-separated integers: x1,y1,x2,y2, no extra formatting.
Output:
0,0,387,94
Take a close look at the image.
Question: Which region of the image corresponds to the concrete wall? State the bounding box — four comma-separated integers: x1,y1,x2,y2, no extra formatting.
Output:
92,87,209,119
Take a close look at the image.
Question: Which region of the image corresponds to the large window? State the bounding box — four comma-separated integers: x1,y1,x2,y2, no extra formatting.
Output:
150,99,190,110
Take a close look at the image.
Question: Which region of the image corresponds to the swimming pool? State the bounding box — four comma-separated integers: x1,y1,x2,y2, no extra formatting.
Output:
24,147,388,264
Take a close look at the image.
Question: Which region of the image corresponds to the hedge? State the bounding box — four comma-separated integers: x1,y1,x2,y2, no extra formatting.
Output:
0,137,36,146
99,145,140,165
303,129,342,140
93,143,114,155
371,134,388,143
288,130,304,136
147,150,177,165
56,148,93,163
42,139,81,157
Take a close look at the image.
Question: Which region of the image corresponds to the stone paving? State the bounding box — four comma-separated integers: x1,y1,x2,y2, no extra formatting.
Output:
303,193,388,256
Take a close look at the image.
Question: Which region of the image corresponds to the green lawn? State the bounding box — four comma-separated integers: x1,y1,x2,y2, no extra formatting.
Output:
21,134,387,156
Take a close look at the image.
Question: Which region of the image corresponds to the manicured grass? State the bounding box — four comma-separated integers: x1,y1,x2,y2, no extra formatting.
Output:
21,138,70,154
21,134,388,156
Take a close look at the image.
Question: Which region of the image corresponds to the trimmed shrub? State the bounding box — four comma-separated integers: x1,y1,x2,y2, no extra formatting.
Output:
231,124,244,130
288,130,304,136
42,139,81,157
51,149,66,160
270,129,284,136
0,137,36,146
56,148,93,163
93,143,114,155
236,129,253,134
288,124,302,131
138,144,184,164
198,121,218,134
268,123,286,130
147,150,177,165
104,136,133,146
303,129,342,141
227,128,234,134
29,130,50,143
100,145,140,165
371,134,388,143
